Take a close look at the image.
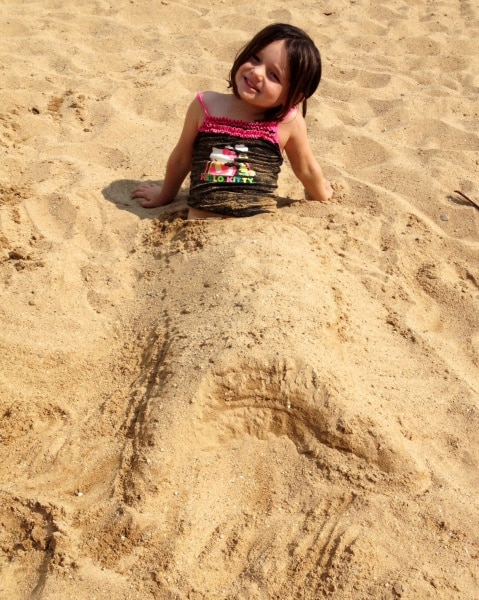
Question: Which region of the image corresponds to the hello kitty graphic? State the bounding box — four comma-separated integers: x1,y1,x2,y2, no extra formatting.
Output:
201,143,256,184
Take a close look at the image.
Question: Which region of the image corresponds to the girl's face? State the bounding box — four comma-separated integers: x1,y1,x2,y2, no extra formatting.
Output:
235,39,289,111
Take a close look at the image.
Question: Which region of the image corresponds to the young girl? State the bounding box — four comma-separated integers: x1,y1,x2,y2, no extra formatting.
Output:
131,23,333,219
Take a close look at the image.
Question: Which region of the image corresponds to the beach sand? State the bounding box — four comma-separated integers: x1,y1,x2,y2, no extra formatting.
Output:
1,1,478,598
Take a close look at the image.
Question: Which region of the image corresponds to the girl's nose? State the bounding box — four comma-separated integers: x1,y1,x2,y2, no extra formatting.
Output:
249,66,263,83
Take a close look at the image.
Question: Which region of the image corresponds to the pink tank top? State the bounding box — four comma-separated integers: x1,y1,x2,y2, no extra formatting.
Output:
188,92,285,217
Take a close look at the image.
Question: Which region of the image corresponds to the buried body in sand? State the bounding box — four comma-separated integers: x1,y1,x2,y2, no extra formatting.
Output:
2,211,478,598
44,216,474,598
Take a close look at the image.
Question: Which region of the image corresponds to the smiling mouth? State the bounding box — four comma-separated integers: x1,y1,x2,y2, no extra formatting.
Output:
244,77,259,93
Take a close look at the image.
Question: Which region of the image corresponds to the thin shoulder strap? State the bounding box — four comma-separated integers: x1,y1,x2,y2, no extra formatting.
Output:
196,92,210,117
283,105,298,122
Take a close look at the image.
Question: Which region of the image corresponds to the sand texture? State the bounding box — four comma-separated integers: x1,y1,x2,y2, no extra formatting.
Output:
1,0,479,598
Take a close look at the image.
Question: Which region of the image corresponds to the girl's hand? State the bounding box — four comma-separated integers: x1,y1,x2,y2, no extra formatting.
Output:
304,180,334,202
323,179,334,201
131,183,169,208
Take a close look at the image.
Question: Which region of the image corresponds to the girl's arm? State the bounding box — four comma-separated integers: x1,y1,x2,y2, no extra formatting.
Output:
132,97,204,207
281,113,333,202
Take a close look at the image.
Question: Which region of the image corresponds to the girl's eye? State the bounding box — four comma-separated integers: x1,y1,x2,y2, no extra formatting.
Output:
270,72,280,82
251,54,260,63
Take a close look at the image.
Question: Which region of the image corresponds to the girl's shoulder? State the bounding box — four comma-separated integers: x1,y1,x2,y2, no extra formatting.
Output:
280,105,299,124
196,91,232,115
277,107,307,149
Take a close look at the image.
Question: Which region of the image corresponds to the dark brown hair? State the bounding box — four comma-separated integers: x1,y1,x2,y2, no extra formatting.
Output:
228,23,322,121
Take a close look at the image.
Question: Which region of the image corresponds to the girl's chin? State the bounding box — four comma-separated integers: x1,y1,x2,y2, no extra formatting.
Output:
238,90,261,105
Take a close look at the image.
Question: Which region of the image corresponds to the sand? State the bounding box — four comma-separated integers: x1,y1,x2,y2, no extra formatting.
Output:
1,0,479,598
